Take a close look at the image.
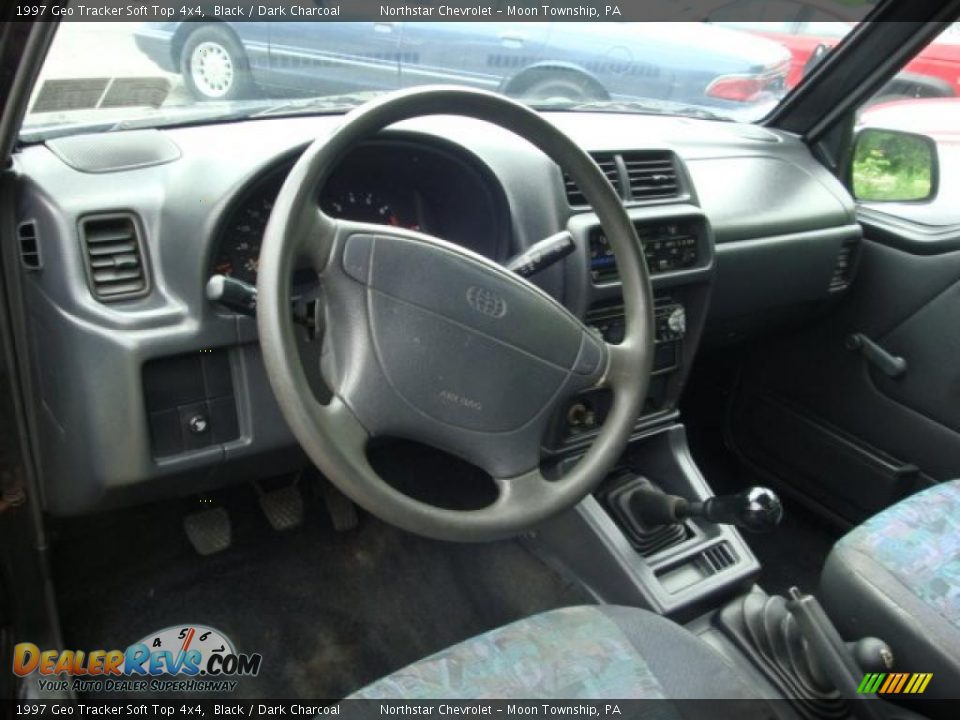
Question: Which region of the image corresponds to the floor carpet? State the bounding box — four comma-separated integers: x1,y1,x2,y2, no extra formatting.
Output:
50,478,590,700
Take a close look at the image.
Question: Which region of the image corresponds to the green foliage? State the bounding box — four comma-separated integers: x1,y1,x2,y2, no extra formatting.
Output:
853,129,934,202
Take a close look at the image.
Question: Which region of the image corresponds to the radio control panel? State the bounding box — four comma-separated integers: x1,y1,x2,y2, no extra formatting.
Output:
554,209,712,449
589,220,700,283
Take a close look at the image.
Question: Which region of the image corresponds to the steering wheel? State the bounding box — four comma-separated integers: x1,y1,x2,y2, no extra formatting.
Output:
257,86,654,542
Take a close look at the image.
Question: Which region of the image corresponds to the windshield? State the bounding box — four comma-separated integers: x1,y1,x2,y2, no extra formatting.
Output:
22,3,884,140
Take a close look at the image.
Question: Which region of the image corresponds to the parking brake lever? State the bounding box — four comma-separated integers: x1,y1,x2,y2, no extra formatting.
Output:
505,231,575,278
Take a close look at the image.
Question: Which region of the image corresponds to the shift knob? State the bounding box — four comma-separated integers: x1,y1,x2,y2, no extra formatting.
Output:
848,637,895,673
698,487,783,533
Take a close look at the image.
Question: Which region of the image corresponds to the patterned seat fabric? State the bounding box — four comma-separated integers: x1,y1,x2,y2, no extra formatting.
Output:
820,480,960,701
347,605,762,702
834,480,960,627
349,607,664,700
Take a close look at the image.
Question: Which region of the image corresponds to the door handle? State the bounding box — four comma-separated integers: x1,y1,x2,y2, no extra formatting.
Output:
845,333,908,379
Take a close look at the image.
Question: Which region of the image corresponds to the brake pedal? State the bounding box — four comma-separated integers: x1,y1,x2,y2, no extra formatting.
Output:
258,483,304,531
321,481,358,532
183,507,232,555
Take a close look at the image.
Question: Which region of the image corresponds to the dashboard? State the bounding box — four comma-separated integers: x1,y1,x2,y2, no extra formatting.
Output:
12,112,860,515
210,138,511,285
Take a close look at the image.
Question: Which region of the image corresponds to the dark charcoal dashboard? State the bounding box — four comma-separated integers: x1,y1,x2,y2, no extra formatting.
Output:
7,112,861,515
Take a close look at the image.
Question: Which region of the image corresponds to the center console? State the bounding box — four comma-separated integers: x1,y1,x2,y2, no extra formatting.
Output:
545,204,713,454
534,181,756,619
533,425,761,619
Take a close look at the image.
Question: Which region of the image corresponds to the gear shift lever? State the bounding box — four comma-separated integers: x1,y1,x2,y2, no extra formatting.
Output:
629,486,784,533
697,487,784,532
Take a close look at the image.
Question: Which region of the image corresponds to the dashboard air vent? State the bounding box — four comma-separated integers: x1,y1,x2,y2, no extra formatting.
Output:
17,221,41,271
563,153,621,206
622,152,680,201
80,214,148,301
829,241,858,292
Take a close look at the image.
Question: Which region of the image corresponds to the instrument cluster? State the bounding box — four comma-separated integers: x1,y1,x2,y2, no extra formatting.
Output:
210,139,509,285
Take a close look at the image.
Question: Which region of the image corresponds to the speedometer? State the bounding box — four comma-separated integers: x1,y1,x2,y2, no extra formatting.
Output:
212,195,273,284
211,167,427,287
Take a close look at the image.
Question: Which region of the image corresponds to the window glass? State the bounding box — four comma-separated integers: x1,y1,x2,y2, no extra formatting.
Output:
23,1,869,141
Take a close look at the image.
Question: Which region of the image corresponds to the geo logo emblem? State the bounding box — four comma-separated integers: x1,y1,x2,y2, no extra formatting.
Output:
466,285,507,318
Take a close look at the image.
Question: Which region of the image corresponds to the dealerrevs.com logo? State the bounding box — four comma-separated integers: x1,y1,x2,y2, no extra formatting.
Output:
12,624,262,693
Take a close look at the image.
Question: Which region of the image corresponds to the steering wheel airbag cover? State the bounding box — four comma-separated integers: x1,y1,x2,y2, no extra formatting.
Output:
344,233,596,433
369,293,568,432
346,234,584,367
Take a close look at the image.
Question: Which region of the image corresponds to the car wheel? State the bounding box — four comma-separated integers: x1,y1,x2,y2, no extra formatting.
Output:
181,26,253,101
515,71,606,103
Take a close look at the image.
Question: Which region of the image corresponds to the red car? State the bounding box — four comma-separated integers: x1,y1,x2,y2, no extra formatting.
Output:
860,95,960,140
716,19,960,99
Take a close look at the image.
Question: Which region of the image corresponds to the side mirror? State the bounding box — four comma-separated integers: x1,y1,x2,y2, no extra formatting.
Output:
803,43,830,78
851,128,938,203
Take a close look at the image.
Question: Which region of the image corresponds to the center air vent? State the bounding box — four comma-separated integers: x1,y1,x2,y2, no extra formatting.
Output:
563,153,621,206
622,152,679,201
563,151,682,208
79,213,148,301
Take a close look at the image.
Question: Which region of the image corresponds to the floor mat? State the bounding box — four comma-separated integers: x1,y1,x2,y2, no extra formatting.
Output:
50,480,590,700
